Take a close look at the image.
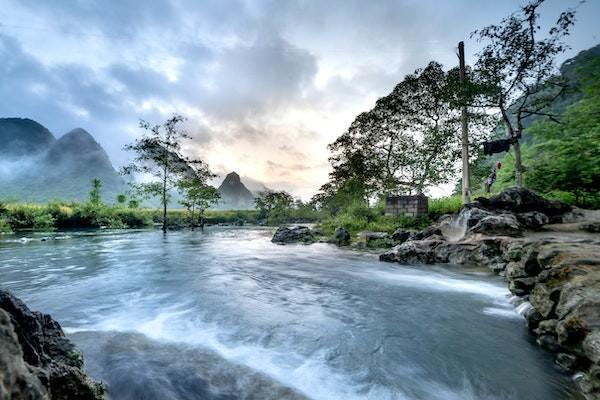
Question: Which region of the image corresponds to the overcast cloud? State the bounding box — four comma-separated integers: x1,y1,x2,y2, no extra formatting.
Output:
1,0,598,198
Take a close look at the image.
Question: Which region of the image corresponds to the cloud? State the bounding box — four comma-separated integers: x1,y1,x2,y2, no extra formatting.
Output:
1,0,598,199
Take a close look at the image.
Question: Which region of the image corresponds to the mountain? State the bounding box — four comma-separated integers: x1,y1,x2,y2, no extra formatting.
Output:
216,172,255,209
0,118,126,203
0,118,55,158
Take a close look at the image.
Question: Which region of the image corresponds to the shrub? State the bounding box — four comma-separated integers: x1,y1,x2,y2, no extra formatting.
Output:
0,217,12,233
428,196,462,220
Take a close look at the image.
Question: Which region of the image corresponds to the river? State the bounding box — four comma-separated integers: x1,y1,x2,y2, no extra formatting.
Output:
0,228,578,399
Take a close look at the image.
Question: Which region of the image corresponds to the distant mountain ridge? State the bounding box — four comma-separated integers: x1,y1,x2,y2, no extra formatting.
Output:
0,118,126,202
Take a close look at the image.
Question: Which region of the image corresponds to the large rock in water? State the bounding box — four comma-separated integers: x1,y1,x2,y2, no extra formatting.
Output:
333,227,350,245
271,226,316,244
0,290,104,399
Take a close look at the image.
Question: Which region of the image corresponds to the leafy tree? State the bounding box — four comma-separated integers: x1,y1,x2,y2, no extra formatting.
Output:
496,59,600,206
325,62,489,200
89,178,103,207
178,176,220,230
116,194,127,206
127,199,139,209
121,114,208,232
471,0,578,187
255,190,294,224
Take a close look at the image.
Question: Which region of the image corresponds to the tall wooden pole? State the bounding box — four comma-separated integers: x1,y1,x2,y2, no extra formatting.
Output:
458,41,470,204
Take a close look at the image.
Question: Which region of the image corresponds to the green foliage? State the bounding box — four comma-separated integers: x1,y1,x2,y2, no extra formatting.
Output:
5,204,55,230
89,178,103,207
493,59,600,208
116,194,127,205
322,62,490,201
319,201,431,237
121,114,214,232
178,177,220,226
255,191,294,225
0,217,12,233
428,196,463,220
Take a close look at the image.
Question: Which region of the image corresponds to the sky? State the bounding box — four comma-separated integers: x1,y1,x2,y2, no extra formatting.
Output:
1,0,598,199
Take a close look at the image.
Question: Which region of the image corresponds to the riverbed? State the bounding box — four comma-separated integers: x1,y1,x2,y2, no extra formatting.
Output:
0,228,579,399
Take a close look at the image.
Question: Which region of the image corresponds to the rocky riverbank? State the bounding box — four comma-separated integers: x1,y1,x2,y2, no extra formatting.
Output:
0,290,104,399
380,188,600,399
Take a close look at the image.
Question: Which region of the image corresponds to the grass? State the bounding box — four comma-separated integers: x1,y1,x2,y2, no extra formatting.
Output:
0,201,261,232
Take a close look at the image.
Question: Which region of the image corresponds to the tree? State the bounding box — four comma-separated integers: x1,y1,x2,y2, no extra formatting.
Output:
471,0,578,186
255,190,294,224
89,178,103,207
325,62,489,200
178,176,220,230
496,59,600,206
116,194,127,206
121,114,208,232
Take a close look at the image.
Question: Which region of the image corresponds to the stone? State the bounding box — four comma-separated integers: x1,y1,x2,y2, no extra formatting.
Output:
271,226,316,244
537,334,561,352
583,331,600,363
581,222,600,233
0,290,104,399
535,319,558,336
524,307,544,332
555,353,583,371
333,227,350,245
530,283,559,318
469,213,522,237
391,229,411,243
358,232,394,248
475,187,571,216
516,211,550,230
411,225,443,241
509,277,537,296
0,309,48,400
379,240,441,264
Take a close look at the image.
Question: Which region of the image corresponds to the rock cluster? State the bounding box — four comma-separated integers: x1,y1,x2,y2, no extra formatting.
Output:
0,290,104,399
271,226,317,244
380,187,600,399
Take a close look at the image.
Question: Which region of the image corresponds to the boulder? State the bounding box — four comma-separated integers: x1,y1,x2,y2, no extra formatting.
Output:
516,211,549,230
475,187,571,216
434,239,507,272
555,352,585,371
358,232,393,248
0,309,48,399
411,225,443,241
583,331,600,364
469,213,522,237
333,227,350,245
380,240,441,264
0,290,104,399
391,229,411,244
530,283,559,318
271,226,316,244
581,222,600,233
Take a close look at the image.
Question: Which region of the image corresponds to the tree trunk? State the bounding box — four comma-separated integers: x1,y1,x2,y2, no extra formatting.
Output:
162,176,168,233
501,106,522,188
513,139,523,187
458,41,471,204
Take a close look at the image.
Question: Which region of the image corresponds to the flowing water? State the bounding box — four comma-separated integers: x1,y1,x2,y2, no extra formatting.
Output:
0,228,579,400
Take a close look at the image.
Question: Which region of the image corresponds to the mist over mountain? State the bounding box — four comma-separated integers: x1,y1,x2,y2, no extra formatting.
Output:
216,172,256,210
0,118,126,203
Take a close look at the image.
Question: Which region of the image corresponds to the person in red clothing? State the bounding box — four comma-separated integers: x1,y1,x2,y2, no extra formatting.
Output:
485,162,502,193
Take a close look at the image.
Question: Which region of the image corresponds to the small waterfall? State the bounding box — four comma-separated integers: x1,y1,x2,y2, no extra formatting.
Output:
440,208,473,242
516,301,533,316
